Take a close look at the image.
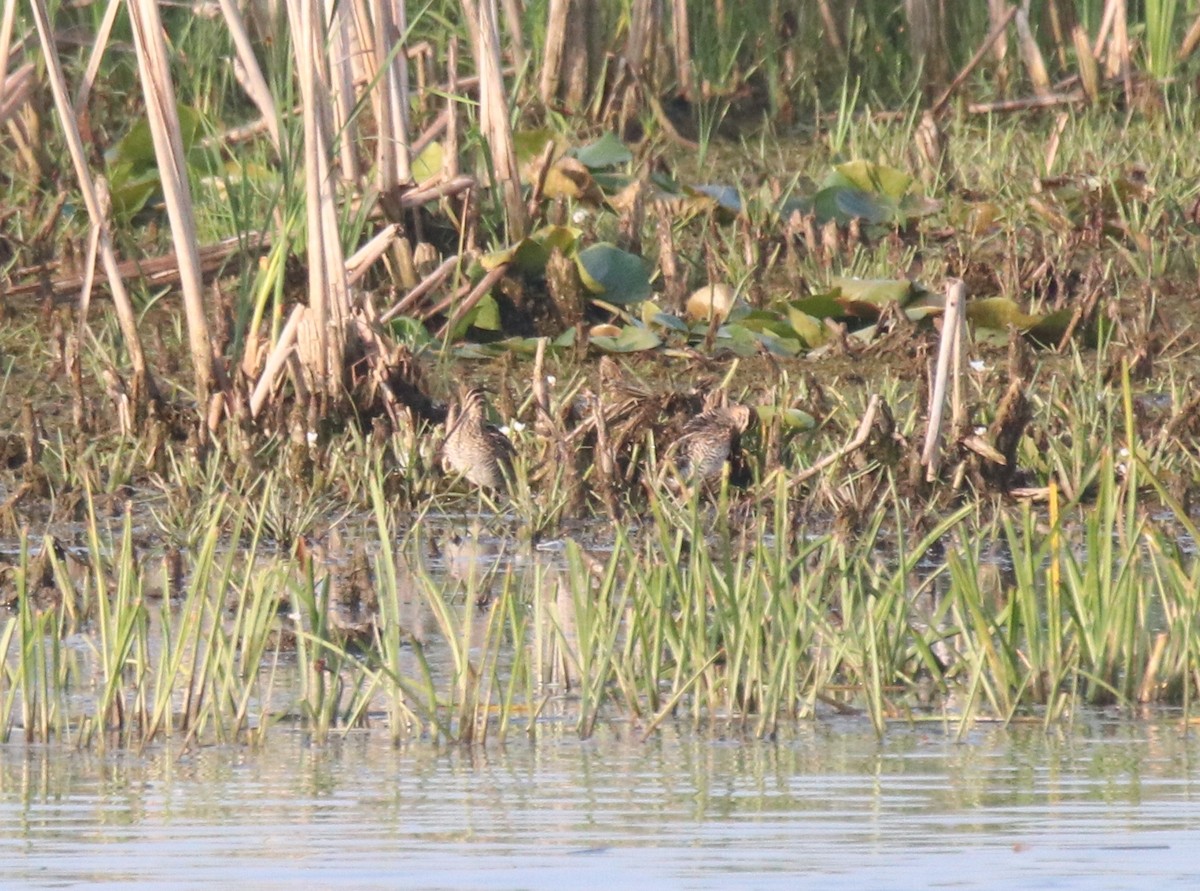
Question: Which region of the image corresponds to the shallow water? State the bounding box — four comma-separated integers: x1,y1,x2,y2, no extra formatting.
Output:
3,714,1199,889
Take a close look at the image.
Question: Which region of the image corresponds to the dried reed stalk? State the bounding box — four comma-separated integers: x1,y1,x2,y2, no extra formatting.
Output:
129,0,216,411
1014,5,1051,97
932,5,1018,114
0,0,16,108
469,0,527,239
540,0,568,104
921,279,967,479
216,0,281,151
29,0,156,407
71,0,120,114
286,0,353,397
670,0,694,99
0,61,31,127
1073,24,1100,102
326,0,359,181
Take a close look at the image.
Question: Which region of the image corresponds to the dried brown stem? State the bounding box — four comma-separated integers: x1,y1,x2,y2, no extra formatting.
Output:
932,5,1018,114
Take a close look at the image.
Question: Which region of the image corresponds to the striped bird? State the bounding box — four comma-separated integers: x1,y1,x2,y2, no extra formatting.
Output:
441,387,515,491
674,403,753,485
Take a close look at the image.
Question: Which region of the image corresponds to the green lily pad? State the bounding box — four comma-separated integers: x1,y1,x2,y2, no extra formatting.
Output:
448,293,502,340
513,128,558,164
388,315,436,350
828,160,913,200
571,132,633,169
482,225,581,274
788,294,844,320
785,308,827,348
575,243,651,304
107,105,203,219
966,297,1042,331
411,141,443,184
755,406,817,430
590,325,661,353
832,277,915,307
1026,308,1074,346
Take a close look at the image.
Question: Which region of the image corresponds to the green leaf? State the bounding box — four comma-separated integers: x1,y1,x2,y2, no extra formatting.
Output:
388,317,436,353
575,243,651,303
571,132,633,169
755,406,817,430
966,297,1041,331
832,277,915,307
411,141,444,184
785,309,827,348
828,160,913,199
513,128,558,164
482,225,581,274
788,294,844,320
590,325,661,353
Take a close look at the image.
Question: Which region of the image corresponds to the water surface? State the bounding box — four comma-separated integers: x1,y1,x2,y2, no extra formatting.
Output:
3,714,1199,888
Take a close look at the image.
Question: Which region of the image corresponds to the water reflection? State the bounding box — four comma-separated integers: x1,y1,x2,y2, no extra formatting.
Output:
2,715,1198,888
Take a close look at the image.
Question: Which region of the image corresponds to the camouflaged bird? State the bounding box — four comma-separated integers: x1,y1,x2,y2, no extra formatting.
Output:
441,387,515,490
673,402,753,485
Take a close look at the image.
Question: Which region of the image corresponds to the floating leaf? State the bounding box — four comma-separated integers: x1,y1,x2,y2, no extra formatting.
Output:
785,308,827,348
388,316,436,350
572,131,633,169
788,294,844,319
590,325,661,353
832,277,915,308
482,225,581,274
755,406,817,430
966,297,1042,331
1026,308,1074,346
513,128,559,164
641,301,689,332
738,310,797,340
575,243,651,304
107,105,203,219
828,160,913,200
411,141,443,184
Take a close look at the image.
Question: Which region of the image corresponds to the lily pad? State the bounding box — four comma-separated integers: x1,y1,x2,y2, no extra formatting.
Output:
107,105,203,219
832,277,915,308
590,325,661,353
571,132,633,169
482,226,581,274
966,297,1042,331
785,308,828,348
411,141,443,185
827,160,913,199
755,406,817,430
575,243,651,304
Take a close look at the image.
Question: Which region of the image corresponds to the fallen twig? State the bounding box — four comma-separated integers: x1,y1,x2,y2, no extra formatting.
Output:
789,394,881,488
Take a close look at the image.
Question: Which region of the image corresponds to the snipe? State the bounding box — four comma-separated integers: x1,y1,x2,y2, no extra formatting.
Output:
441,387,515,491
674,402,753,485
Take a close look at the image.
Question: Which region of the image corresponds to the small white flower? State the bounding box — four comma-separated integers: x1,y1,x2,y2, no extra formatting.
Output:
974,426,987,436
969,360,988,372
571,209,590,224
499,421,526,436
306,431,318,446
546,375,557,386
1118,447,1130,458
